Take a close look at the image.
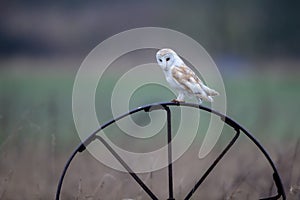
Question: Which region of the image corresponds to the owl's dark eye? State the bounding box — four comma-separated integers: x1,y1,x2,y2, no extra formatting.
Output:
159,59,162,62
166,57,170,61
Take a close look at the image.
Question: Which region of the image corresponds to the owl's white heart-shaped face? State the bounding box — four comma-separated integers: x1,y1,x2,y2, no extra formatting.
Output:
156,49,176,71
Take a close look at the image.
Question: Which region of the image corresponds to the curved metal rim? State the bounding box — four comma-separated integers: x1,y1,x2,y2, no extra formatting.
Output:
55,102,286,200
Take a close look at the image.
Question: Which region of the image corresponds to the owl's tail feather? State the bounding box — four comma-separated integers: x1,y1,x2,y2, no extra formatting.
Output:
196,94,214,103
200,83,219,96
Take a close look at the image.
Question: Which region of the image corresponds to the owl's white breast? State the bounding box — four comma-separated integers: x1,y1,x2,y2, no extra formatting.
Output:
163,66,185,91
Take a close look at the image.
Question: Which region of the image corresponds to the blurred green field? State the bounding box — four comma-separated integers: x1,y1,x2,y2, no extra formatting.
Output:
1,69,299,145
0,68,300,199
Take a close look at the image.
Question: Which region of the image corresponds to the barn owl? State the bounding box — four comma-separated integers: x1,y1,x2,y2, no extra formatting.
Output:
156,48,219,104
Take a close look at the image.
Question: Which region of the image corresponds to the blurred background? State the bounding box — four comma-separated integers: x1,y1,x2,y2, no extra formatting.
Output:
0,0,300,199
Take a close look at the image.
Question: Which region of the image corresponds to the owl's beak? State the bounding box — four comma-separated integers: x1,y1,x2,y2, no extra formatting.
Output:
163,64,168,71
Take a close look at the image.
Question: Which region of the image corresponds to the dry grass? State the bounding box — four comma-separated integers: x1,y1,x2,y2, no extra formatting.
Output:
0,132,299,200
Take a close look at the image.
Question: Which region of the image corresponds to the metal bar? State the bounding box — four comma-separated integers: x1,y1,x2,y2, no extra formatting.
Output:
55,145,81,200
56,102,286,200
237,127,286,200
259,173,281,199
184,129,240,200
165,106,175,200
221,115,285,199
95,135,159,200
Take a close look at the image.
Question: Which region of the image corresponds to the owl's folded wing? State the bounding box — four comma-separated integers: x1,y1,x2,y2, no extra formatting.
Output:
171,64,205,94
